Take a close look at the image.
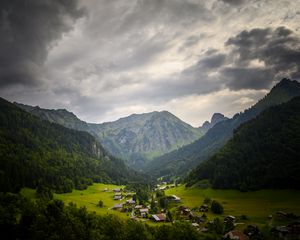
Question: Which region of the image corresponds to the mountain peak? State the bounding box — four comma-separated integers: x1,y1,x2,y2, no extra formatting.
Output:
200,113,228,132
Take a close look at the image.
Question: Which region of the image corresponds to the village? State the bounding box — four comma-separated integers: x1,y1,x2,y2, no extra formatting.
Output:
98,184,299,240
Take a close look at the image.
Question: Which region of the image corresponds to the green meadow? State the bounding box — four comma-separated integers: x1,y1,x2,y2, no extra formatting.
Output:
54,183,130,219
166,185,300,225
21,183,300,227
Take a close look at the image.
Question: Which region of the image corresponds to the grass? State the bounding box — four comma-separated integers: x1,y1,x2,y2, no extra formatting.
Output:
21,184,300,227
165,185,300,226
53,183,131,219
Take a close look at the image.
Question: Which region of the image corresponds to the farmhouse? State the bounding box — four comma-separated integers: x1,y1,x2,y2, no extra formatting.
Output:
114,195,122,200
200,204,209,212
139,208,149,217
126,199,136,205
224,230,249,240
224,215,236,223
112,203,124,210
170,195,181,202
152,213,166,222
273,221,300,239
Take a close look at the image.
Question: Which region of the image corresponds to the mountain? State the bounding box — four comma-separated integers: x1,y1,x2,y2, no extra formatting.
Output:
88,111,203,169
15,104,204,169
0,97,146,193
144,78,300,179
199,113,228,133
186,97,300,190
15,103,90,133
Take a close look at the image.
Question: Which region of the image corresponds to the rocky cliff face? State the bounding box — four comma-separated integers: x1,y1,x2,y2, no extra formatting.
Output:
200,113,228,133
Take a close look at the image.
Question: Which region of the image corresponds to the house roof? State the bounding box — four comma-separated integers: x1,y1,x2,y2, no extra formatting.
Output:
171,195,181,201
139,208,149,213
112,203,123,209
135,205,143,209
224,230,249,240
114,195,122,200
152,213,166,221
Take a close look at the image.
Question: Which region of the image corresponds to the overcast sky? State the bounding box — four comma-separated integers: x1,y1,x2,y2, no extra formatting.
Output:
1,0,300,126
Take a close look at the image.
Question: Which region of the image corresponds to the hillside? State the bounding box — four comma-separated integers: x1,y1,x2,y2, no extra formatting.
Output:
186,97,300,190
0,97,145,193
144,78,300,178
89,111,203,168
16,103,204,169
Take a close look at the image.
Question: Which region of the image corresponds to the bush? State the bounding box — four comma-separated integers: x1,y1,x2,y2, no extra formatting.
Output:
97,200,103,208
211,200,223,214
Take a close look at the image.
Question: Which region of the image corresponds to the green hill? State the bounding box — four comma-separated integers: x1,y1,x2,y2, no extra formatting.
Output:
0,97,145,193
186,97,300,190
144,79,300,179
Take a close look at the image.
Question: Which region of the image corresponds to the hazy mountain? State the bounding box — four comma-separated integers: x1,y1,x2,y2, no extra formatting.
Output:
144,78,300,179
186,96,300,190
88,111,203,169
16,103,203,169
199,113,228,133
1,97,146,193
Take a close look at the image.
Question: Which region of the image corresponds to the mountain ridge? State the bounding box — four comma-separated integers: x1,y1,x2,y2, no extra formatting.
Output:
15,104,205,169
144,78,300,179
186,96,300,190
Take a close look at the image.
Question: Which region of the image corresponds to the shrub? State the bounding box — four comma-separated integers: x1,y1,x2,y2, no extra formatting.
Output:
211,200,223,214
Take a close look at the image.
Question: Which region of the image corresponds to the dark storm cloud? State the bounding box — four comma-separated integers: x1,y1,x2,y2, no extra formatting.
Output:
222,26,300,90
0,0,85,87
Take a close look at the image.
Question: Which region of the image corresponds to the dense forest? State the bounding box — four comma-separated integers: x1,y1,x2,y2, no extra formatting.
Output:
186,97,300,190
0,98,147,193
144,78,300,179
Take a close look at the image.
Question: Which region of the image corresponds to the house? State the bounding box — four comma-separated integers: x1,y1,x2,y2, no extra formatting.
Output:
126,199,136,205
224,215,236,223
114,192,122,196
200,204,209,212
135,205,143,209
139,208,149,217
114,195,122,200
223,230,249,240
170,195,181,202
273,221,300,240
152,213,167,222
178,206,191,216
192,223,199,228
113,188,122,192
112,203,124,210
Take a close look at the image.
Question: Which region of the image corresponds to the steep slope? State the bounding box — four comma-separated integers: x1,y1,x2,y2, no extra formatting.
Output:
89,111,203,169
144,78,300,178
186,97,300,190
0,97,145,193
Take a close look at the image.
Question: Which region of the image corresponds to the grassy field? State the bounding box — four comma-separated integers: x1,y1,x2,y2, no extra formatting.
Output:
53,183,131,219
166,185,300,226
21,184,300,227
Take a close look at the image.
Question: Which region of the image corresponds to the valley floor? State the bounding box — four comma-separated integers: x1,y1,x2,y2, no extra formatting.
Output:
21,183,300,228
165,185,300,226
